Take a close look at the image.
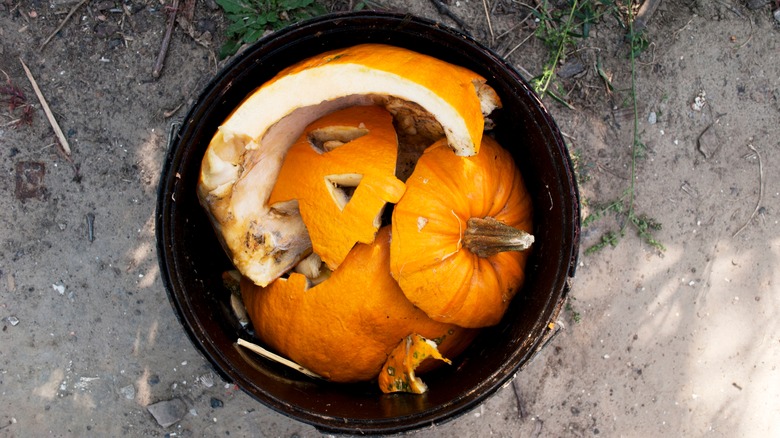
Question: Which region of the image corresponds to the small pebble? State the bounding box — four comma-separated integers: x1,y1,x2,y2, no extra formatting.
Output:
647,111,657,124
210,397,224,409
147,398,188,428
120,384,136,400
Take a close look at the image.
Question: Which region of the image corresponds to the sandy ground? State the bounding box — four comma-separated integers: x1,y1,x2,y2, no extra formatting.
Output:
1,0,779,436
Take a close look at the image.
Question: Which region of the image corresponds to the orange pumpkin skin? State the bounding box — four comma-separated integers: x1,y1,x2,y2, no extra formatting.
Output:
240,227,477,383
268,105,405,270
390,136,533,328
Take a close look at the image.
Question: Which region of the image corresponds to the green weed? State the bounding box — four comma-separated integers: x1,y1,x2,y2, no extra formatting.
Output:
565,297,582,323
583,0,664,254
570,149,592,186
531,0,618,104
216,0,327,58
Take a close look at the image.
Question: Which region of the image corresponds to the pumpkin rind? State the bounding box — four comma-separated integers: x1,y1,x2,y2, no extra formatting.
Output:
222,43,500,157
198,44,501,287
390,136,533,328
240,227,477,383
268,106,405,269
379,334,451,394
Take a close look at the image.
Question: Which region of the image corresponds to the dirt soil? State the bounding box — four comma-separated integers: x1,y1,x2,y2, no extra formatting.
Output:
1,0,779,436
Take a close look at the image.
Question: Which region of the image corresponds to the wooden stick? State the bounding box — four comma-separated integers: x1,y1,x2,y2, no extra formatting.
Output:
482,0,495,43
40,0,88,51
237,338,322,379
153,0,180,78
19,58,71,156
428,0,469,31
634,0,662,32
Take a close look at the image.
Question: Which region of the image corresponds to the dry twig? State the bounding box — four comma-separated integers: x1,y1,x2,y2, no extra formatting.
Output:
482,0,495,43
634,0,662,32
237,338,322,379
428,0,469,31
153,0,180,78
19,58,71,156
40,0,88,50
504,32,534,58
732,144,764,238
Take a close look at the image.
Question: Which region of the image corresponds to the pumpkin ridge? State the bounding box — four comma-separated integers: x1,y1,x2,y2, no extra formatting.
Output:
390,136,534,328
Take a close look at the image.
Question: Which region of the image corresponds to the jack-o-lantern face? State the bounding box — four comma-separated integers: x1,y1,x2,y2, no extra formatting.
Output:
268,105,406,269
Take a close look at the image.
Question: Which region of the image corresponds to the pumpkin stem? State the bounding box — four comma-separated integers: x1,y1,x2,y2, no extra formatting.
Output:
463,217,534,258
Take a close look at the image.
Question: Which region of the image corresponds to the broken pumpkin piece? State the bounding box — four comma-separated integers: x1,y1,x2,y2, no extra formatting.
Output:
390,136,534,329
198,43,501,287
268,106,405,270
218,43,500,158
239,227,477,383
379,334,451,394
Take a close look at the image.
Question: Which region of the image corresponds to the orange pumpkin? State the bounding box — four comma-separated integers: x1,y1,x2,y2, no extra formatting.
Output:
268,106,405,269
390,136,534,328
240,227,477,383
198,43,501,287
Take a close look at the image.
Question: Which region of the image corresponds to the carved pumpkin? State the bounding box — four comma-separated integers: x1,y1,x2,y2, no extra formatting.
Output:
240,227,477,383
268,106,405,269
390,136,534,328
198,43,501,287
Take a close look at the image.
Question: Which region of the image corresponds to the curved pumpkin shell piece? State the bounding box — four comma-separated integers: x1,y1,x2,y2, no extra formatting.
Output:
198,43,501,287
390,136,534,328
379,334,451,394
240,227,477,383
268,106,405,270
218,43,500,158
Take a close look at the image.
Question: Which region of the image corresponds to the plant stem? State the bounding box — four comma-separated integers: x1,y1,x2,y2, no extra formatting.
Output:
623,0,638,235
536,0,579,97
463,217,534,258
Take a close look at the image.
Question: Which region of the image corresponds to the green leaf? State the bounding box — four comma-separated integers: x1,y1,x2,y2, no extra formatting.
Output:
243,27,266,43
279,0,309,8
216,0,250,14
226,19,253,36
219,39,242,58
217,0,327,59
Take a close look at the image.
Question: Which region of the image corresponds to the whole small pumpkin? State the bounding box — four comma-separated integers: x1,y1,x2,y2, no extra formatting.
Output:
390,136,534,328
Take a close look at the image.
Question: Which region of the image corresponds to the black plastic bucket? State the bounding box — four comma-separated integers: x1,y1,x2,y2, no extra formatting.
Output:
156,11,580,435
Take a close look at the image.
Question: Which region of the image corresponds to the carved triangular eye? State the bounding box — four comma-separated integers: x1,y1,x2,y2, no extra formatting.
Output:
309,125,369,153
268,105,405,270
324,173,363,211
